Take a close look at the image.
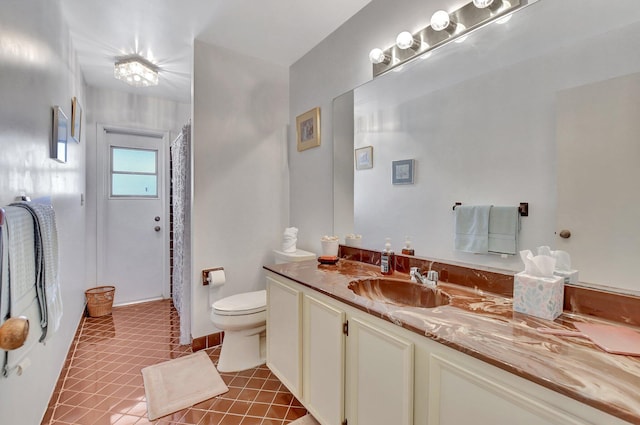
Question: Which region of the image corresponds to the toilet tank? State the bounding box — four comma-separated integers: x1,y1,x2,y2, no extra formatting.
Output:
273,249,316,264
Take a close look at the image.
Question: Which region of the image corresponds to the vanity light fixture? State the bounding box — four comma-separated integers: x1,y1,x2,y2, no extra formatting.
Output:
369,48,391,65
114,55,159,87
396,31,420,50
430,10,457,33
473,0,495,8
369,0,530,77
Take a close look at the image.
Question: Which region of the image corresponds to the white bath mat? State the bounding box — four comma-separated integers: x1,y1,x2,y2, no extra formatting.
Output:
289,414,321,425
141,351,228,420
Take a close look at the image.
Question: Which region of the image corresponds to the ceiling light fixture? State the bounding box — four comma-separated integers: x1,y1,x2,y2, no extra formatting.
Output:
114,55,159,87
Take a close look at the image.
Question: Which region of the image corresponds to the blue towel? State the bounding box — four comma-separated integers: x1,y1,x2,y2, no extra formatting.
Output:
488,206,520,255
454,205,491,254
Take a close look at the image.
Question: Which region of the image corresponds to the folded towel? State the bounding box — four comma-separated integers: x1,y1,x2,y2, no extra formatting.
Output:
488,206,520,255
454,205,491,254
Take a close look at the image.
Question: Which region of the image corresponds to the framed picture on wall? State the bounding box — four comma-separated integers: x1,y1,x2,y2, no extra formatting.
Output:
71,96,82,143
51,106,68,163
296,107,321,151
392,159,414,184
355,146,373,170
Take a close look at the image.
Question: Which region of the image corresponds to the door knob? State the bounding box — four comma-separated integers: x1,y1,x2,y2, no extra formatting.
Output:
154,226,161,232
558,229,571,239
154,216,160,222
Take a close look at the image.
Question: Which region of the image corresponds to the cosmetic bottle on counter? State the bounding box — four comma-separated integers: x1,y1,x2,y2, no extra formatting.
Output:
381,238,394,275
401,236,415,256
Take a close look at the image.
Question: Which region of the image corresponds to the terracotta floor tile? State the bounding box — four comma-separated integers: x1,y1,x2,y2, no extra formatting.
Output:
42,300,305,425
220,413,244,425
254,391,277,404
228,400,252,416
247,402,270,417
240,416,264,425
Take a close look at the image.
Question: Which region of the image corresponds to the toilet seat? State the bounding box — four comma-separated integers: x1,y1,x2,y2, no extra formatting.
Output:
213,290,266,316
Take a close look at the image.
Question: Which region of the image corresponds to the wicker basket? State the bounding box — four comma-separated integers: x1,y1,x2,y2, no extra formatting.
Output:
85,286,115,317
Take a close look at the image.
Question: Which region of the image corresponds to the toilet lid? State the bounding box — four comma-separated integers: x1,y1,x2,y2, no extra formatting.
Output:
213,290,266,315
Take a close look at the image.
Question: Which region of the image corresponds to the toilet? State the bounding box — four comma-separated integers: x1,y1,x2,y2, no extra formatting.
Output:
210,248,315,372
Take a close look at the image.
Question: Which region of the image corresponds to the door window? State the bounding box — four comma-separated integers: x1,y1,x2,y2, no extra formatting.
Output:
110,146,158,197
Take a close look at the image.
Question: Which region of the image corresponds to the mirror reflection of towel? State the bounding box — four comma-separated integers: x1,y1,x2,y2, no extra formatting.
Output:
488,206,520,255
454,205,491,254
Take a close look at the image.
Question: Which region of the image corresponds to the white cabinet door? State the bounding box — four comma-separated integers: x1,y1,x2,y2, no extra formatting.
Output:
303,295,345,425
428,353,589,425
266,276,302,399
346,317,414,425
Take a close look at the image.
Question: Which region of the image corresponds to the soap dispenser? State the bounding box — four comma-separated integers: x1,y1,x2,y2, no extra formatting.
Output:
381,238,394,275
401,236,415,256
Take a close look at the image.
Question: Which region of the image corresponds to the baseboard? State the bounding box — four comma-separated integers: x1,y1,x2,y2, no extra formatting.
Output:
192,331,224,352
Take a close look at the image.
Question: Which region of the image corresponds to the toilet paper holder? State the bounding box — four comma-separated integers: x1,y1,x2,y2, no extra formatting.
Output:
202,267,224,286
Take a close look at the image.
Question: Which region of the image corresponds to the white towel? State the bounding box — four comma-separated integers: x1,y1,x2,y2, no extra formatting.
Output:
488,206,520,255
454,205,491,254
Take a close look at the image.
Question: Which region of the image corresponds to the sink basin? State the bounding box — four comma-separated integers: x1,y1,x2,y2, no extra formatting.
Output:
348,278,450,308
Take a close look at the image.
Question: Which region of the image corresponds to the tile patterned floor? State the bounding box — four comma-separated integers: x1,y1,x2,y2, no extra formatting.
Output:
42,300,306,425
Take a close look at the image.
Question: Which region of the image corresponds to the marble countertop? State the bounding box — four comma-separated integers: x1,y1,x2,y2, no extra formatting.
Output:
264,259,640,424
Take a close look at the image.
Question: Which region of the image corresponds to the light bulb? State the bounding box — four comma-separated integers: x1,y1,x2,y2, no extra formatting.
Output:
496,0,513,23
396,31,416,50
473,0,494,8
430,10,451,31
369,48,387,64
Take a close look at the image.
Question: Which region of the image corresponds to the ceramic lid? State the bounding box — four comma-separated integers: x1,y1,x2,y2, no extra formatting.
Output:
273,249,316,262
213,290,266,313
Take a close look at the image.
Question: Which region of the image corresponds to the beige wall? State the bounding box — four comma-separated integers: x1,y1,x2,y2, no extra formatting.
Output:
0,0,87,423
192,41,289,338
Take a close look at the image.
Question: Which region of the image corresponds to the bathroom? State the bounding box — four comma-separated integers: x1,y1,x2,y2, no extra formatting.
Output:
1,0,640,424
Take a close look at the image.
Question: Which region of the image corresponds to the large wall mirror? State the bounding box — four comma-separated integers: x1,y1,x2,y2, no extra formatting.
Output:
333,0,640,295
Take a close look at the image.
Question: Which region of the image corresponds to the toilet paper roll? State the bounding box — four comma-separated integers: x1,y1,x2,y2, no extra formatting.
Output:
207,270,226,287
16,357,31,376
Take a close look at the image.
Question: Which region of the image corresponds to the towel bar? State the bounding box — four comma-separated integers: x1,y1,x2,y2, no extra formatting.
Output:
453,202,529,217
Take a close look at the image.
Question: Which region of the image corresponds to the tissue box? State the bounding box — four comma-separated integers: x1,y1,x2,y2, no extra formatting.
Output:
553,269,579,284
513,272,564,320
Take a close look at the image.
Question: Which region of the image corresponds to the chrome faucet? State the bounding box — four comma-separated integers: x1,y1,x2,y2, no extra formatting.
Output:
410,268,438,287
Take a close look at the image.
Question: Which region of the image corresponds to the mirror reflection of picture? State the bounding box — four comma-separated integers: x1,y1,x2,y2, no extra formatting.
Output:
392,159,414,184
51,106,68,163
355,146,373,170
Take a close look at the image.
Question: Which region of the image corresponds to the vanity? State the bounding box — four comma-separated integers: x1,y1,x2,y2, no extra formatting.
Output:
264,253,640,425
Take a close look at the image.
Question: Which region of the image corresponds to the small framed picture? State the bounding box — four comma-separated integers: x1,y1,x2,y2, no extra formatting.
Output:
355,146,373,170
51,106,68,163
71,96,82,143
392,159,415,184
296,107,321,151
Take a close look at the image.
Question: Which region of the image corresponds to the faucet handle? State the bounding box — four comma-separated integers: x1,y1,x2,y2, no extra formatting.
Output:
410,267,420,282
426,270,439,284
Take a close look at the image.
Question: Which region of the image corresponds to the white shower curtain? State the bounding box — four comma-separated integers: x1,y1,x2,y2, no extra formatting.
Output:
171,123,192,345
